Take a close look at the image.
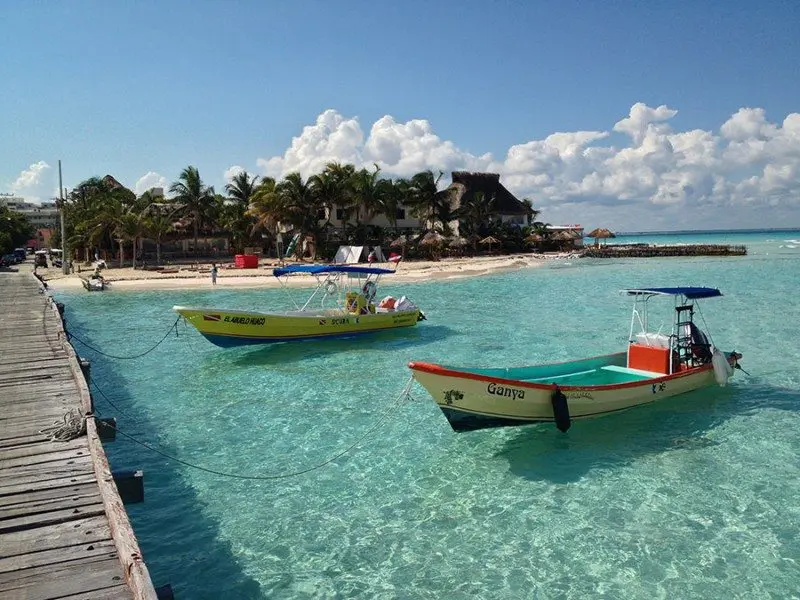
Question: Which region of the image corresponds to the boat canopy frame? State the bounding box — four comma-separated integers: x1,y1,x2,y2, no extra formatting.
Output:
273,264,394,311
623,287,722,374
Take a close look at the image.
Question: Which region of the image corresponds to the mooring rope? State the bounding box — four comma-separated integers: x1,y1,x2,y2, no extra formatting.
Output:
67,317,181,360
95,376,418,480
90,379,137,419
40,409,88,441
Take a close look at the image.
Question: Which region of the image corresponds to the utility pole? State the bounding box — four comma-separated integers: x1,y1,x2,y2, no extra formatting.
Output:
58,160,68,275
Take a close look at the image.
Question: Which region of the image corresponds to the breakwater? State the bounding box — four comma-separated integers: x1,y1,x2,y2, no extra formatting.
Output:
583,244,747,258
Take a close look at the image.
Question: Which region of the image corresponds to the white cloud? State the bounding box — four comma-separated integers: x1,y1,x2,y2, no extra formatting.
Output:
10,161,53,202
134,171,167,196
251,103,800,229
224,165,245,183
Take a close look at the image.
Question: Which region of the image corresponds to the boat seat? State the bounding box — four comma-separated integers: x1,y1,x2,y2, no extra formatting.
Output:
528,369,597,383
601,365,663,378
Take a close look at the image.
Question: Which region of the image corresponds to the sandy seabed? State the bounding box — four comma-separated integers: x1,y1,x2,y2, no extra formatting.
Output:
37,253,579,292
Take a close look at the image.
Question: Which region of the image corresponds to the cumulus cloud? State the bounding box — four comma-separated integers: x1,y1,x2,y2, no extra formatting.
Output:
224,165,245,183
254,103,800,228
134,171,167,196
9,161,54,203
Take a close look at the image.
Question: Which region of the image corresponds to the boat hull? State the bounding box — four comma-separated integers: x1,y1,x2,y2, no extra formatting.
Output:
409,352,735,432
174,306,421,347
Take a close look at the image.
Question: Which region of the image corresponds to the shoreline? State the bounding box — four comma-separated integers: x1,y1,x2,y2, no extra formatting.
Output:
36,253,577,292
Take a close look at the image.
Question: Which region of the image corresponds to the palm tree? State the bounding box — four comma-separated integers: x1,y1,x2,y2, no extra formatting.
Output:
225,170,259,206
310,162,355,241
145,212,173,265
352,164,392,242
275,172,325,259
404,170,452,234
169,166,215,262
455,191,498,249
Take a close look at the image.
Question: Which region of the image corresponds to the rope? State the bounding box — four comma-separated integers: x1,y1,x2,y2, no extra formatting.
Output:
91,380,136,419
97,376,418,480
67,317,181,360
40,409,88,441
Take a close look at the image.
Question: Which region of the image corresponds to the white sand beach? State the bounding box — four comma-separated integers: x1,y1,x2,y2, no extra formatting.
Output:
38,253,578,292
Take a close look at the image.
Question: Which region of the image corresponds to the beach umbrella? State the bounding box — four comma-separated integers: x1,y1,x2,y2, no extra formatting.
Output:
420,231,445,246
478,235,500,252
586,227,616,247
389,235,407,248
526,233,544,243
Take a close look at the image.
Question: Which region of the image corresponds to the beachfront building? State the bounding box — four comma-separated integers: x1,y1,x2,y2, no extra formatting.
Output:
0,193,59,229
320,171,532,239
446,171,531,226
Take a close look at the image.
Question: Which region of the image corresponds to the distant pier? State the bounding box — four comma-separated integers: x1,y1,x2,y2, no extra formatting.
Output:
0,271,159,599
582,244,747,258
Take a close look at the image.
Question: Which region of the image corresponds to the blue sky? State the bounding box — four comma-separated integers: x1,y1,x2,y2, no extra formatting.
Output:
2,0,799,231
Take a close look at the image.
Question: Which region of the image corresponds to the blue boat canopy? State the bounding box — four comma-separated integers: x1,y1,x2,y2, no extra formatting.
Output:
273,264,395,277
624,287,723,299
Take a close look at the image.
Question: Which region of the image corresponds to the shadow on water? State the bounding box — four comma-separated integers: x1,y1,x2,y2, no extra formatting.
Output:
63,308,265,599
495,382,800,485
229,324,455,367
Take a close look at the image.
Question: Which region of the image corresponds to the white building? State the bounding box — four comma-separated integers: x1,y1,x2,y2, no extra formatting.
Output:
0,194,59,229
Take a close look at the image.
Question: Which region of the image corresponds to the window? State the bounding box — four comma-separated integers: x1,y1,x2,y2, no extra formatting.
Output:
395,207,406,220
336,208,346,221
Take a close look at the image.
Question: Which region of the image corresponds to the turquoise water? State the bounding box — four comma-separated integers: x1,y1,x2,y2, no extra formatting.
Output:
57,230,800,599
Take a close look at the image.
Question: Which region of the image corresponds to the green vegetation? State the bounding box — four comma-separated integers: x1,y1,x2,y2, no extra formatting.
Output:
59,164,551,265
0,205,34,256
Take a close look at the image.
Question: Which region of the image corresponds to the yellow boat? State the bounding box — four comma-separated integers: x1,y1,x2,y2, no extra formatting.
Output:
174,265,425,347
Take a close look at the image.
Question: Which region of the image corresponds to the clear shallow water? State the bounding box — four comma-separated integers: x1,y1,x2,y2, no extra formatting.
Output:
57,231,800,599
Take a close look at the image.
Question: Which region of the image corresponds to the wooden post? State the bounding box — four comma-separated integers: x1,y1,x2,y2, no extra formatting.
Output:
113,470,145,504
97,417,117,441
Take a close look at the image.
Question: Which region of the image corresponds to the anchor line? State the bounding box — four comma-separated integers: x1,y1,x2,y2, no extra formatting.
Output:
67,317,181,360
94,376,418,480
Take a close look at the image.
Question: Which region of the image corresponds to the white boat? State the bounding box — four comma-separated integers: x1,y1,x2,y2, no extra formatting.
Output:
409,287,742,432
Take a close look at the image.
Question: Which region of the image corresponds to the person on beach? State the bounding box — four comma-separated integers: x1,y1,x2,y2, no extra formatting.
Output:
210,263,218,285
367,247,376,264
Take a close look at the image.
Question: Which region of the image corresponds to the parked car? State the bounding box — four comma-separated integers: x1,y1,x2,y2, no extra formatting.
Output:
2,254,18,266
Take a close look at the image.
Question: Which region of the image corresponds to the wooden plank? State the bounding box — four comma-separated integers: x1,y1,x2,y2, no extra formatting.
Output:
0,481,98,508
0,538,117,577
0,515,112,557
0,472,97,497
0,557,127,599
0,488,101,520
0,503,107,534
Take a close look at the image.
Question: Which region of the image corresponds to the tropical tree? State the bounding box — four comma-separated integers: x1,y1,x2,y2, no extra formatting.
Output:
455,191,499,250
225,170,259,206
145,212,173,265
247,177,282,252
275,172,326,259
169,166,215,262
403,170,452,234
0,205,33,255
352,164,392,242
310,162,354,241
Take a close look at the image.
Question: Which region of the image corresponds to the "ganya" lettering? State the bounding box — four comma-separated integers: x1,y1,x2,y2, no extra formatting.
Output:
487,382,525,400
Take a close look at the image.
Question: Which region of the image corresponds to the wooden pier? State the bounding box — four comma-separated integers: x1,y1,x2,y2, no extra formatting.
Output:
0,271,158,599
582,243,747,258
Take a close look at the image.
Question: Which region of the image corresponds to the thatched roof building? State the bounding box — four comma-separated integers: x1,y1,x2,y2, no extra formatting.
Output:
446,171,529,217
